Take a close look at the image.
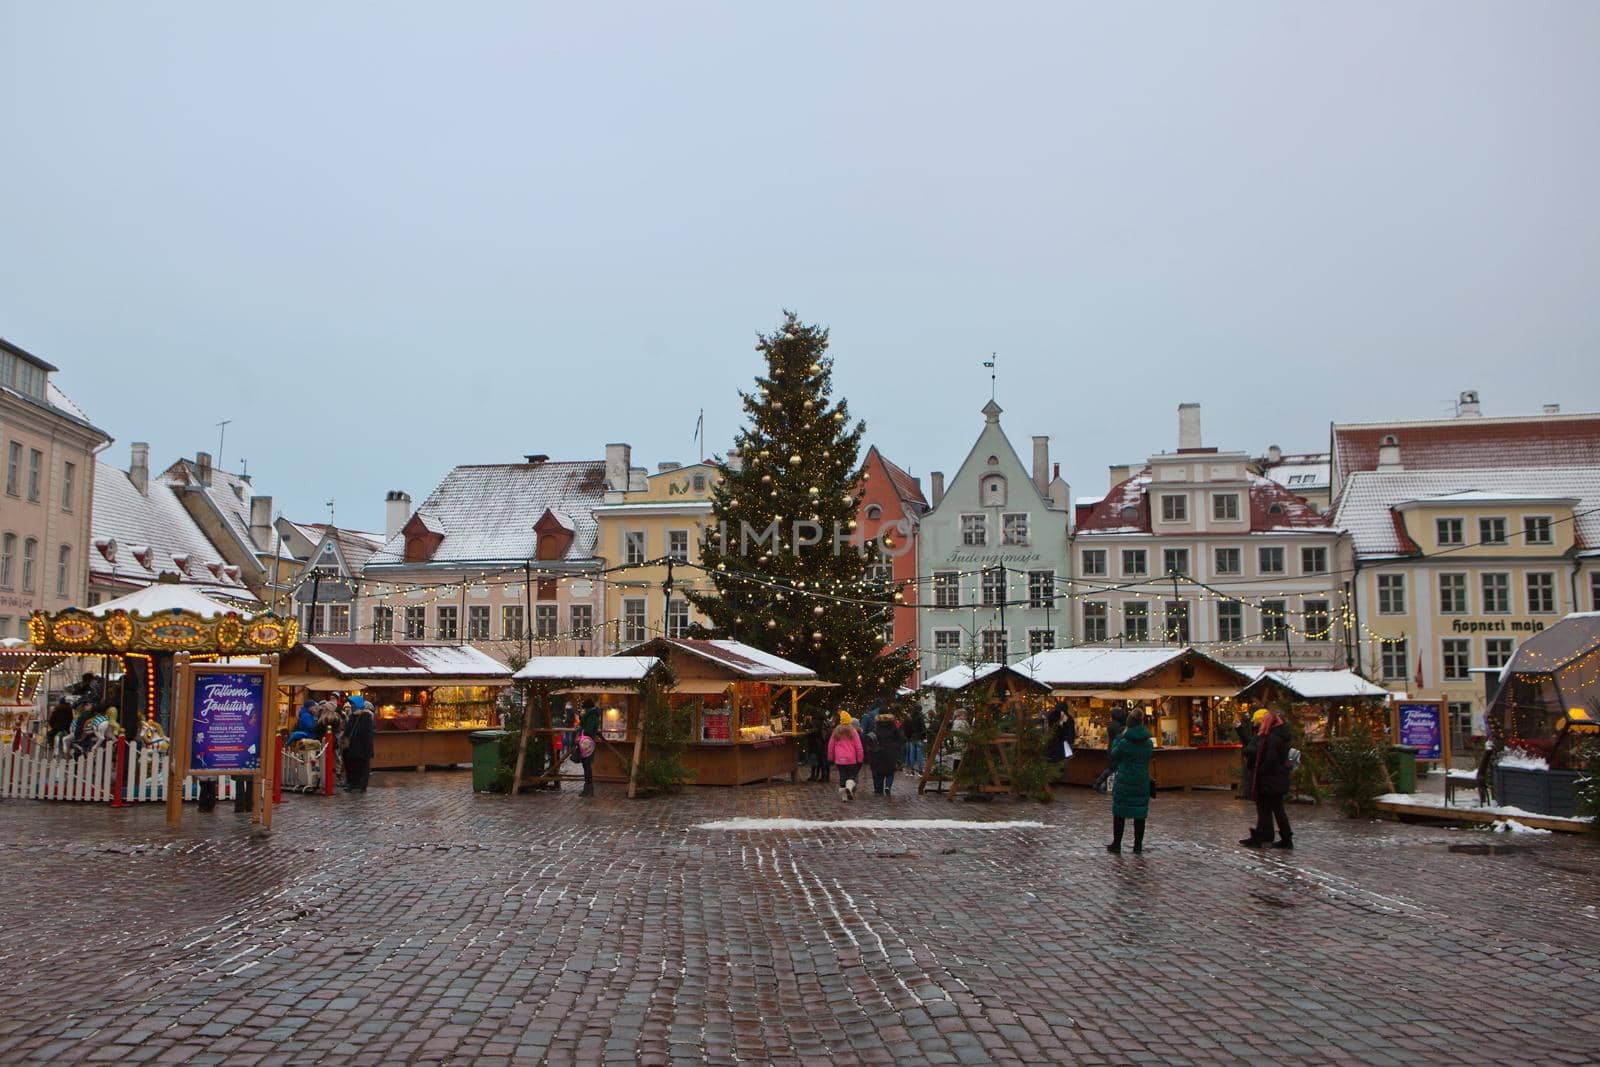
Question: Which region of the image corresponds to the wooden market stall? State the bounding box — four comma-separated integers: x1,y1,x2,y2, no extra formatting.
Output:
623,638,831,787
276,641,511,771
916,663,1052,795
1014,646,1253,789
1235,668,1392,742
0,638,65,744
510,655,669,797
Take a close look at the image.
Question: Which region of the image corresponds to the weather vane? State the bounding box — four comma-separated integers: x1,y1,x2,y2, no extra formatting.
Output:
983,353,997,400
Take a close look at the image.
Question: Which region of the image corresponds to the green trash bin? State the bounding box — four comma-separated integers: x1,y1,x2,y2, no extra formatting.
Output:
470,730,508,793
1386,745,1418,794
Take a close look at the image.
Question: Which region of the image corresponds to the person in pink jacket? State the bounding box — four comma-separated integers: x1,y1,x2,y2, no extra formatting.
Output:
828,712,865,802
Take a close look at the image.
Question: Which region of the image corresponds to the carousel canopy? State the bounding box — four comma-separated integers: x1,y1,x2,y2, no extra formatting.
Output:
29,577,297,655
88,583,249,618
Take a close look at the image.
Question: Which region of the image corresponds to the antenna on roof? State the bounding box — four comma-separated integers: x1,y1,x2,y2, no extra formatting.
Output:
215,419,231,469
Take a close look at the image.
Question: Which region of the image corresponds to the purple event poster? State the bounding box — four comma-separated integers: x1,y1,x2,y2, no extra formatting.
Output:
190,672,266,773
1397,702,1442,761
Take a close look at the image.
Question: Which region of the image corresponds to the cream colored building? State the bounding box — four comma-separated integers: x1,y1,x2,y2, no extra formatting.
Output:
593,460,721,651
0,339,110,637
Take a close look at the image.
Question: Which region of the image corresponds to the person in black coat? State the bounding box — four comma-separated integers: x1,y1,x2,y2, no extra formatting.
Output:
1046,702,1076,773
1241,710,1293,848
869,714,907,797
1237,710,1262,802
46,701,74,750
342,695,376,793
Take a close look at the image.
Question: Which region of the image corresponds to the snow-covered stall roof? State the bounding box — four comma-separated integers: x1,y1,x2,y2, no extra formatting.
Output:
920,663,1050,692
1240,669,1391,701
1015,647,1251,690
629,638,819,681
514,656,662,682
295,642,511,683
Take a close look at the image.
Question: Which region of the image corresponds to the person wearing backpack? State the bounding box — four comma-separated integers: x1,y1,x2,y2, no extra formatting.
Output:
577,699,602,797
1241,708,1294,849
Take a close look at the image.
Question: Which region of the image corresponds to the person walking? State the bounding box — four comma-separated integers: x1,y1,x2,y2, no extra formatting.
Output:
828,712,865,802
342,695,375,793
870,713,906,797
903,703,927,775
806,716,830,782
1107,707,1153,854
1241,709,1294,849
575,698,602,797
1093,706,1128,793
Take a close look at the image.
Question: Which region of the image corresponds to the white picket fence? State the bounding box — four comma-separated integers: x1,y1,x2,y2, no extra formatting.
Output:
0,740,238,804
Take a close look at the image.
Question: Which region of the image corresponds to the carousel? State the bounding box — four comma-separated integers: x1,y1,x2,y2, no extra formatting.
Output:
0,638,66,744
27,577,299,743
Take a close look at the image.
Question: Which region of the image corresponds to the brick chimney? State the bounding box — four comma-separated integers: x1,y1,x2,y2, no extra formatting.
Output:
930,471,945,508
129,442,149,496
1032,436,1050,495
249,496,273,551
605,443,632,493
1377,435,1402,471
385,490,412,540
1177,403,1202,450
195,451,213,486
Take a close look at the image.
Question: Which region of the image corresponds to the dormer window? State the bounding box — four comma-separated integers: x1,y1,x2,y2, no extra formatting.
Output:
223,566,240,581
865,504,883,520
206,563,224,579
132,546,153,570
97,538,117,563
171,554,190,575
980,474,1007,507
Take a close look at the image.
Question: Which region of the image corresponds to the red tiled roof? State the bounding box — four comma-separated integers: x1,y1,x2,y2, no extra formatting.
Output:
1334,415,1600,476
1389,511,1423,556
1076,469,1331,533
877,452,928,510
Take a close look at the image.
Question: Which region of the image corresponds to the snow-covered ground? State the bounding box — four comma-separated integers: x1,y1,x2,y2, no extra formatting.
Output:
1376,791,1592,827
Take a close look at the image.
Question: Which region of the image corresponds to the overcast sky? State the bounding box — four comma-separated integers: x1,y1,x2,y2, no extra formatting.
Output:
3,2,1597,532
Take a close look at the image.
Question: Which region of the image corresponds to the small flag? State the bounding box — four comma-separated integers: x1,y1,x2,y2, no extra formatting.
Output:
1415,654,1424,690
693,410,703,444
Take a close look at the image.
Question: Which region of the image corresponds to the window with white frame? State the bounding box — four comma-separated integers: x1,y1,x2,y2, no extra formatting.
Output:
1213,494,1240,521
436,605,458,640
980,474,1007,507
1164,601,1190,643
20,537,35,592
571,604,594,639
1380,637,1409,681
1081,549,1107,576
1162,548,1189,576
1593,572,1600,611
1481,573,1510,614
981,567,1005,607
26,449,41,501
1442,638,1471,681
1261,599,1287,641
404,605,425,639
1377,574,1406,615
933,571,960,608
1123,601,1149,641
623,598,646,643
1002,513,1030,546
933,629,962,666
1526,572,1556,614
534,604,557,638
1122,549,1147,576
1214,547,1241,575
1479,517,1507,546
1027,628,1055,655
327,604,350,635
624,530,646,565
1082,602,1108,642
61,461,75,512
961,514,987,546
1435,517,1464,546
980,629,1007,662
467,605,490,640
1258,546,1285,575
2,532,17,588
1300,546,1328,575
1027,570,1054,608
372,606,394,641
1439,573,1468,614
1484,637,1514,669
1160,494,1187,522
1303,600,1330,642
880,611,894,646
667,529,690,561
664,599,689,637
4,442,18,496
56,544,70,597
1217,601,1243,642
502,605,524,640
1523,516,1553,545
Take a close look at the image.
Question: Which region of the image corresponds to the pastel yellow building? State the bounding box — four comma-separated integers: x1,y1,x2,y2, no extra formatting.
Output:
1334,474,1600,755
593,461,721,651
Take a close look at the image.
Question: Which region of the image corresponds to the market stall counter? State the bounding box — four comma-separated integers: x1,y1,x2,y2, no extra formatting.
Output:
1012,646,1254,789
277,642,511,771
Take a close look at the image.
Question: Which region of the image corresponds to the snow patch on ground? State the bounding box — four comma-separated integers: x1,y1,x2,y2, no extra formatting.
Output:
1376,792,1593,826
1497,749,1551,771
694,817,1046,832
1490,819,1553,835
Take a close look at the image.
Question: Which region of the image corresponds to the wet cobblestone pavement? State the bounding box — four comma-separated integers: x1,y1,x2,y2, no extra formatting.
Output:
2,773,1597,1065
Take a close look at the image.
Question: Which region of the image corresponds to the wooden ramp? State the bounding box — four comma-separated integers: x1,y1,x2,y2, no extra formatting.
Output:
1375,797,1591,835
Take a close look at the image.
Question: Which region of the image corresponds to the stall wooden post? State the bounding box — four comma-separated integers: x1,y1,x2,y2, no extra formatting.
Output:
627,696,645,799
256,654,279,828
165,652,192,829
789,688,800,784
510,684,538,796
730,683,743,788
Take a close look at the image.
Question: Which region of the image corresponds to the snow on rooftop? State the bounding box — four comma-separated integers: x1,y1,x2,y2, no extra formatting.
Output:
1013,647,1188,687
1245,669,1391,700
301,642,510,679
921,663,1007,691
88,583,256,618
514,656,661,682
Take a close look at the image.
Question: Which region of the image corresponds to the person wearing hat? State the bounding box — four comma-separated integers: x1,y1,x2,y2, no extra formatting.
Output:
342,695,375,793
1236,708,1267,804
1242,709,1294,848
828,711,865,802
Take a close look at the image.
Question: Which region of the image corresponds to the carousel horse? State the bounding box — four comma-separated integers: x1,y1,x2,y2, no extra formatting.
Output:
137,715,170,752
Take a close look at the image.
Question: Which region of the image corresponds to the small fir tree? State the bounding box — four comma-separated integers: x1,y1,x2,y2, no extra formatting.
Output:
689,311,913,711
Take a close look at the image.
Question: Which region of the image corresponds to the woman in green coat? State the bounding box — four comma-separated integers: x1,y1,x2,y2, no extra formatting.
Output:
1107,707,1154,853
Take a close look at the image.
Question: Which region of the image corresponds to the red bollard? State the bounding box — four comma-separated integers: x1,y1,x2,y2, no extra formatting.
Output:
111,736,128,807
323,732,335,795
273,735,284,805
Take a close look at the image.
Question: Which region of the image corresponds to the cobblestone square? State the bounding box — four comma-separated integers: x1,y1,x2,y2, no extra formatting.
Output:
2,774,1596,1065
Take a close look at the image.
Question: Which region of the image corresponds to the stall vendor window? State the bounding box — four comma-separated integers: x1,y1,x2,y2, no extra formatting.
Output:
599,697,628,741
737,682,785,740
424,685,498,731
690,694,732,743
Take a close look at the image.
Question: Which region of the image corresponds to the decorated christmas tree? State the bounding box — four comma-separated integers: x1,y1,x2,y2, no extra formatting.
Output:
689,311,914,711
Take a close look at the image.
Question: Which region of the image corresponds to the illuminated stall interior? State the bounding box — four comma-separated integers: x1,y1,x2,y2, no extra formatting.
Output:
1235,668,1392,743
276,641,511,770
1013,646,1253,789
0,639,66,743
1487,613,1600,768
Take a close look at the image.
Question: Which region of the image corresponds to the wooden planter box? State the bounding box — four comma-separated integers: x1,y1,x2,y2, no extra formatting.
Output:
1493,766,1583,817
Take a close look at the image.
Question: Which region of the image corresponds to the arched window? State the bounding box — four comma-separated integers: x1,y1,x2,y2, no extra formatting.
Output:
865,504,883,520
